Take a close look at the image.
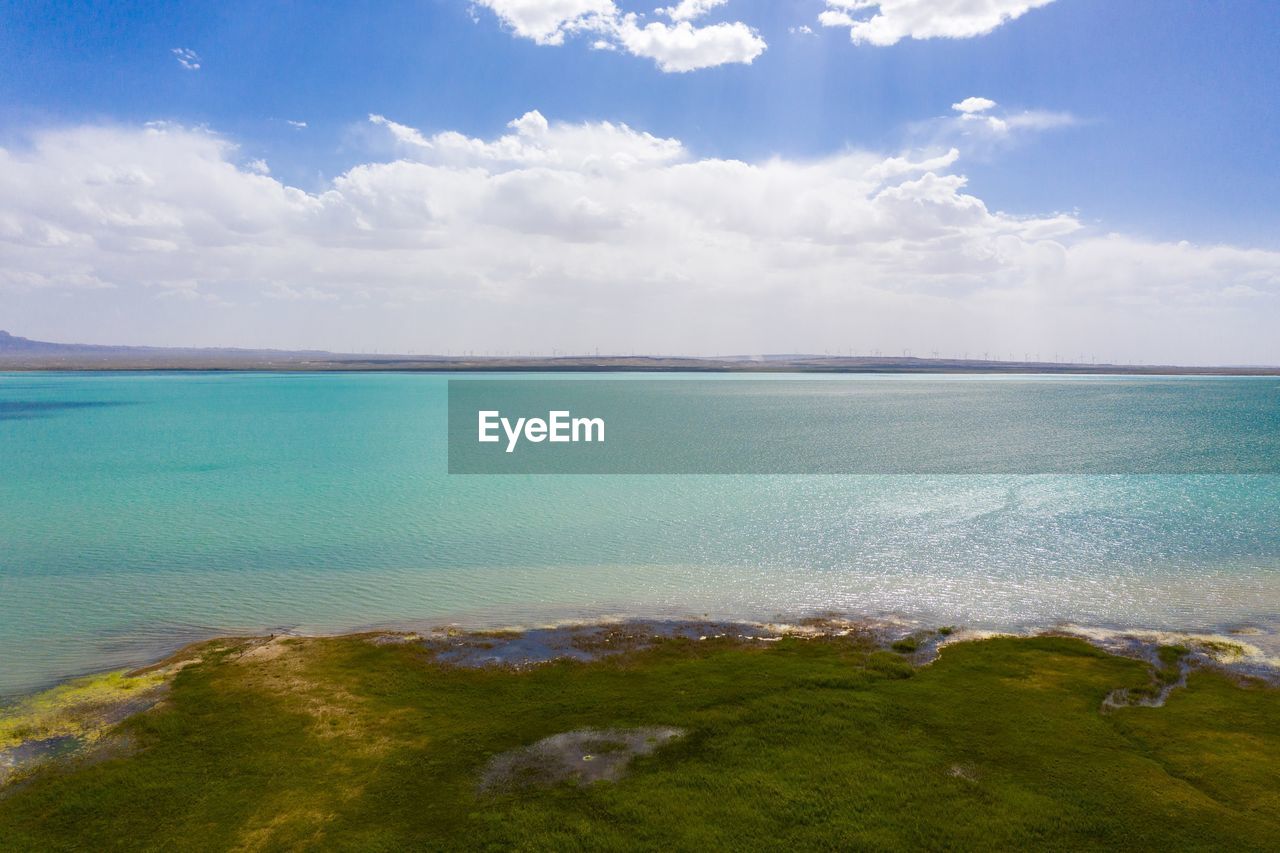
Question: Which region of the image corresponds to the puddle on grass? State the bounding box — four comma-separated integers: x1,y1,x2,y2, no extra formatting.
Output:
0,735,83,785
424,620,775,668
479,727,686,792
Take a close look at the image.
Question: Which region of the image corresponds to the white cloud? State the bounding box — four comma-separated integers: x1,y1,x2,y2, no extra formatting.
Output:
473,0,765,71
820,0,1056,46
471,0,616,45
170,48,201,70
955,108,1076,140
657,0,727,22
286,120,308,129
612,16,766,72
1,116,1277,362
952,97,996,114
370,109,685,169
919,100,1077,150
995,110,1075,132
790,25,816,36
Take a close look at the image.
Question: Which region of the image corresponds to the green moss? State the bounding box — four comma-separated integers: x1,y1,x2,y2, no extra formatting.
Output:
1197,639,1247,659
0,635,1276,851
890,636,920,654
1153,644,1190,685
1157,644,1190,666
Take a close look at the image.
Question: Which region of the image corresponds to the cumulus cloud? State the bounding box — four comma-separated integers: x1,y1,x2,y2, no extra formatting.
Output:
952,96,997,114
612,16,766,72
473,0,765,71
170,48,201,70
369,109,685,170
471,0,616,45
1,115,1277,362
820,0,1056,46
657,0,727,21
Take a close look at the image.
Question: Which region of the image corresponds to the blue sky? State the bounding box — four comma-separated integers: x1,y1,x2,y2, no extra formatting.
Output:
5,0,1278,244
1,1,1278,361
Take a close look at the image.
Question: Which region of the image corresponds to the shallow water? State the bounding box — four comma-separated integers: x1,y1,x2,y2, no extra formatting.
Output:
2,372,1278,696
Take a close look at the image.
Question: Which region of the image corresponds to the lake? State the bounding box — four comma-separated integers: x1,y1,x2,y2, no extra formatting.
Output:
2,372,1278,696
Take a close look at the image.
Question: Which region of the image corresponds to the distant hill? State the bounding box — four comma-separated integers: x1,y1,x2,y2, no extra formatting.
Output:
0,330,338,367
1,330,1276,374
0,330,103,353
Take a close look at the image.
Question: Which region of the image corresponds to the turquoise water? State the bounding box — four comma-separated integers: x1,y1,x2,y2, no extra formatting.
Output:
2,372,1279,696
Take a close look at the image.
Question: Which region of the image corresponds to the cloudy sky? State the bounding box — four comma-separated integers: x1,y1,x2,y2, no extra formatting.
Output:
2,0,1279,363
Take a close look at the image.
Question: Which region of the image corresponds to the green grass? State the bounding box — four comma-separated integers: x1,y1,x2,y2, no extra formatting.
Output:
0,634,1276,851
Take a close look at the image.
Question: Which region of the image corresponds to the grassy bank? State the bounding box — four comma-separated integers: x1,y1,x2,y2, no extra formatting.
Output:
1,630,1277,850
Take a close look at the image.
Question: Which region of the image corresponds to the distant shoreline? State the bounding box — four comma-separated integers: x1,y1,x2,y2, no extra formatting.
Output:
3,330,1279,374
6,358,1280,376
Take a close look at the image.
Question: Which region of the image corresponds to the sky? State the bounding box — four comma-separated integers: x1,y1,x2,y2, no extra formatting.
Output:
1,0,1279,363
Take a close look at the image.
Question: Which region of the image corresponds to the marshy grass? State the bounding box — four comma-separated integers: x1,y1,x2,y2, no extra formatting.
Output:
0,633,1276,851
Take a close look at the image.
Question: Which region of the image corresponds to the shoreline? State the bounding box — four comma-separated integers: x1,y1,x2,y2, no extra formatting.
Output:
6,607,1279,703
5,612,1277,786
9,364,1280,375
5,344,1280,376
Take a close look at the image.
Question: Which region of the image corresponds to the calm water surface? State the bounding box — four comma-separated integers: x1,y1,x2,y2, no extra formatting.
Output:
2,372,1278,696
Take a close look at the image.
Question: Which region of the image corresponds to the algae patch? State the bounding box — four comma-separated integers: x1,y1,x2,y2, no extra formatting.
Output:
0,664,183,785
